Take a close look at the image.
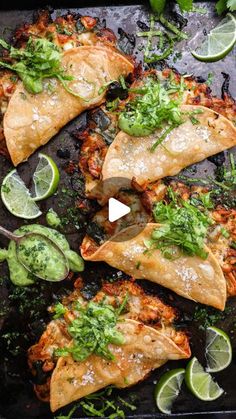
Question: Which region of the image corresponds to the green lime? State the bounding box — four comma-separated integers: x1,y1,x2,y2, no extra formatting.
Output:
185,357,224,401
191,13,236,62
1,170,42,219
205,326,232,373
33,153,60,201
154,368,185,414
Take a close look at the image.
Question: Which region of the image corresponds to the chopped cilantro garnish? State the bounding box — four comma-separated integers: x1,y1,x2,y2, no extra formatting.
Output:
98,76,127,96
118,75,185,142
189,115,199,125
0,37,83,97
206,72,214,86
106,97,120,111
54,404,78,419
98,80,117,95
158,13,188,39
221,227,230,238
190,192,214,210
118,396,137,411
53,302,67,319
194,305,234,330
54,387,137,419
136,14,178,64
148,188,211,259
55,296,128,362
198,192,214,209
150,124,176,152
56,24,73,36
119,75,127,90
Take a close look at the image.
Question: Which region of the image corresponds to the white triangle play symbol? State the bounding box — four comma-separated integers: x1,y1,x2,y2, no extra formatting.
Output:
108,198,131,222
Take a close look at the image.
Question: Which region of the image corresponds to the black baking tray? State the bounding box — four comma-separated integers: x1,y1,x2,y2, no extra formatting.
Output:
0,1,235,419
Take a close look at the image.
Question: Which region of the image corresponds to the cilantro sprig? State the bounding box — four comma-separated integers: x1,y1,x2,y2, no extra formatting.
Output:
216,0,236,14
0,37,82,96
149,0,236,15
146,188,211,259
55,295,128,362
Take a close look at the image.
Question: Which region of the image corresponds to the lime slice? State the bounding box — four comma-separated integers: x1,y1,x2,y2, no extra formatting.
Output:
154,368,185,414
1,170,42,219
205,326,232,373
191,13,236,62
185,357,224,401
33,153,60,201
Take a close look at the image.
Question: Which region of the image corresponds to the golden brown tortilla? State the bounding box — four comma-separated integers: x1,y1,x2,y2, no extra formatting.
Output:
50,319,190,411
101,105,236,199
81,223,227,310
3,46,133,166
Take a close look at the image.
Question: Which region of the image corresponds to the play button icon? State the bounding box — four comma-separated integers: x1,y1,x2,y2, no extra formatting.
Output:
108,198,131,222
89,176,147,242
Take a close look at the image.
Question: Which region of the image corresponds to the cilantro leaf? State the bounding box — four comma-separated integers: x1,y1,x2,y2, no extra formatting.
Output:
54,404,78,419
227,0,236,11
149,0,166,14
176,0,193,12
53,302,67,319
216,0,228,14
206,72,214,86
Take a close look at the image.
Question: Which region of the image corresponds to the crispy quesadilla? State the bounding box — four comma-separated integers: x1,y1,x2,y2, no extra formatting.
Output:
3,46,133,166
80,183,236,310
28,280,190,411
81,223,227,310
101,105,236,200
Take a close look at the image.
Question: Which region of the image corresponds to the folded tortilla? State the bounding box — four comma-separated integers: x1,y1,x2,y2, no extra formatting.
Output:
28,280,190,410
50,318,190,411
101,105,236,199
3,46,133,166
81,223,227,310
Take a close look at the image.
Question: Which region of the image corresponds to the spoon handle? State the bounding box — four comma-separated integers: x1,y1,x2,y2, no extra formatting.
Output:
0,226,19,242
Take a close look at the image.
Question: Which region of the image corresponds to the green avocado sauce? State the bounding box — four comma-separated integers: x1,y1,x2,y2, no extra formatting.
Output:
46,208,61,228
17,234,67,282
0,224,84,286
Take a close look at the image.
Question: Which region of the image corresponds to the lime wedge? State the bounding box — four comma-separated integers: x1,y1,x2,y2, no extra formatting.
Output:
154,368,185,414
33,153,60,201
205,326,232,373
1,170,42,219
191,13,236,62
185,357,224,401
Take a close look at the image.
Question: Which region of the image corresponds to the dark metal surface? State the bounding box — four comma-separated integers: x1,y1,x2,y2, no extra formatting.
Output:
0,2,236,419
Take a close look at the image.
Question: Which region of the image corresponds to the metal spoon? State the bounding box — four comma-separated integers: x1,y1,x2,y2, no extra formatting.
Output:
0,225,69,281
